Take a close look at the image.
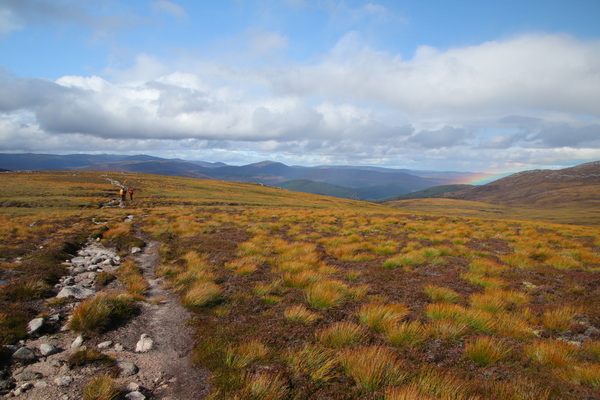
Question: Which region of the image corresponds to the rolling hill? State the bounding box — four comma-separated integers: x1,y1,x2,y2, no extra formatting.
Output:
0,153,478,200
385,161,600,226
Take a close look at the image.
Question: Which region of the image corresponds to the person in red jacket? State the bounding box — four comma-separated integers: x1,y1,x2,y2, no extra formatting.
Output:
128,188,134,201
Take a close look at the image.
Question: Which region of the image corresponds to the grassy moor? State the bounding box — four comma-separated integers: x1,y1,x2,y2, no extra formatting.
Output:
1,170,600,399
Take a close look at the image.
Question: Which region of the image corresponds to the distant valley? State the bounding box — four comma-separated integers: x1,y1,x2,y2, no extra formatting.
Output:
0,153,480,200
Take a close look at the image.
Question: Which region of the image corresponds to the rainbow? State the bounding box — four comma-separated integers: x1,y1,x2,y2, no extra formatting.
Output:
457,171,514,185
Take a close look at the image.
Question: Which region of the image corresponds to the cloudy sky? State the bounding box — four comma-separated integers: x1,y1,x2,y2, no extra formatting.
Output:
1,0,599,173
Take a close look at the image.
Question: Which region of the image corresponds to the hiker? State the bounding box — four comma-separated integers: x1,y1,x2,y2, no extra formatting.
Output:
120,188,126,202
128,188,134,201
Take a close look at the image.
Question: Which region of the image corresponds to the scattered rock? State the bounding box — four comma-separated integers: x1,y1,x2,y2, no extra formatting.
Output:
27,317,45,335
126,391,146,400
97,341,113,349
131,246,142,254
71,335,84,349
135,334,153,353
117,360,139,377
54,376,73,386
56,285,95,299
14,371,43,381
40,343,61,356
126,382,140,392
11,347,37,364
0,380,14,391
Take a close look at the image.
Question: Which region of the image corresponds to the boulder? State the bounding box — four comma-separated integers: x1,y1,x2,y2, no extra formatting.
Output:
14,371,43,381
117,360,139,377
11,347,36,364
27,318,45,335
40,343,61,356
56,285,95,299
135,334,153,353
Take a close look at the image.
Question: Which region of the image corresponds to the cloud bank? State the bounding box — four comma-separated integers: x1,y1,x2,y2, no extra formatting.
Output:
1,27,599,171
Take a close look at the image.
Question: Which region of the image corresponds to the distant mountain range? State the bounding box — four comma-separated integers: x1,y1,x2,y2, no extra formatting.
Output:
0,153,481,200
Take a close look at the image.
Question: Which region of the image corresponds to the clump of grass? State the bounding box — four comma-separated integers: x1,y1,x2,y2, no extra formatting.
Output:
385,320,430,348
542,306,580,333
424,285,461,303
233,372,289,400
83,374,120,400
424,303,465,321
283,305,321,324
182,281,222,308
305,280,349,309
469,258,509,276
316,321,367,348
384,384,435,400
338,346,407,390
287,344,339,383
429,319,468,340
117,259,148,299
95,272,116,286
582,340,600,361
0,309,29,345
545,254,580,270
501,252,534,269
224,340,269,368
68,348,115,367
524,339,578,368
461,272,508,289
494,313,533,339
69,291,138,334
383,251,426,270
559,363,600,389
469,292,507,314
357,303,410,333
464,336,511,366
414,367,473,400
0,279,51,301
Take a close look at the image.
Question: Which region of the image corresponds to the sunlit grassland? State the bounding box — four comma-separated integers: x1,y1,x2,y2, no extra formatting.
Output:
1,171,600,399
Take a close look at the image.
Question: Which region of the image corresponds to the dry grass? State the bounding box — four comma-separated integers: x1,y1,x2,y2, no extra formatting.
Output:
338,346,407,390
283,305,321,324
287,344,339,383
316,321,367,348
524,339,578,368
224,340,269,368
385,320,430,347
305,279,350,309
232,372,289,400
182,281,223,308
357,303,410,333
69,291,138,334
424,285,461,303
83,374,120,400
542,306,580,332
464,336,511,366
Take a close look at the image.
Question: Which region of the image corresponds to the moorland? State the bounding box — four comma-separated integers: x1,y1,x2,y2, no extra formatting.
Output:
0,170,599,399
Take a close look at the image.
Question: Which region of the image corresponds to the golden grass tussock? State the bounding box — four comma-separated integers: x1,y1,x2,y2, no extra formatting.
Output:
524,339,578,368
283,305,321,324
544,253,581,270
69,291,138,334
287,344,339,383
461,272,508,289
224,340,270,368
338,346,407,390
493,312,533,339
182,281,222,308
428,319,469,340
559,363,600,389
542,305,580,333
316,321,367,348
468,258,509,276
384,385,436,400
464,336,511,366
414,367,474,400
305,279,350,309
117,259,148,299
233,371,289,400
424,303,466,321
357,302,411,333
582,340,600,360
424,285,461,303
282,270,321,289
500,252,535,269
385,320,430,348
83,374,120,400
383,251,427,270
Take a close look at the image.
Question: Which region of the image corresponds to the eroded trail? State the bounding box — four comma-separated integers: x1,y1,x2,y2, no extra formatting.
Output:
110,232,211,399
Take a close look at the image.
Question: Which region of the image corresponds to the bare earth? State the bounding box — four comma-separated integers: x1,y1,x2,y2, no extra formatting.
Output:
10,228,211,399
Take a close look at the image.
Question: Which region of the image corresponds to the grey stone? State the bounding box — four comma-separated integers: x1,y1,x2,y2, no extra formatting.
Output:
97,341,113,349
56,286,95,299
63,277,75,286
14,371,43,381
126,391,146,400
27,318,44,335
131,247,142,254
40,343,61,356
0,380,14,391
126,382,140,392
11,347,36,364
117,361,139,377
20,382,33,391
70,257,87,265
135,334,153,353
34,381,49,388
71,335,84,349
54,376,73,386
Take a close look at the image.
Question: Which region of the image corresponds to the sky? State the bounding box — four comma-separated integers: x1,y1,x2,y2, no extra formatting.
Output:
1,0,600,174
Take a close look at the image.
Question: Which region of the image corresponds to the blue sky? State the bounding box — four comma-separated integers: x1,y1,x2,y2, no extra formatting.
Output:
1,0,599,173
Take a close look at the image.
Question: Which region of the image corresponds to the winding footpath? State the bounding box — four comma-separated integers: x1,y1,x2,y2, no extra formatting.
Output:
2,182,210,399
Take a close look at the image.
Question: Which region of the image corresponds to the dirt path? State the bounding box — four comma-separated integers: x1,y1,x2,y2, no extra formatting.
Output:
104,233,211,399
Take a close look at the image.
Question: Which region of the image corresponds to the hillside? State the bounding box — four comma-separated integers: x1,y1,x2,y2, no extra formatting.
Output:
385,161,600,226
0,153,479,200
377,184,474,202
446,161,600,207
1,171,599,399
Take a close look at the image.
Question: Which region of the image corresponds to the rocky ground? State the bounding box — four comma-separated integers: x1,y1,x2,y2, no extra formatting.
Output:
1,215,211,399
